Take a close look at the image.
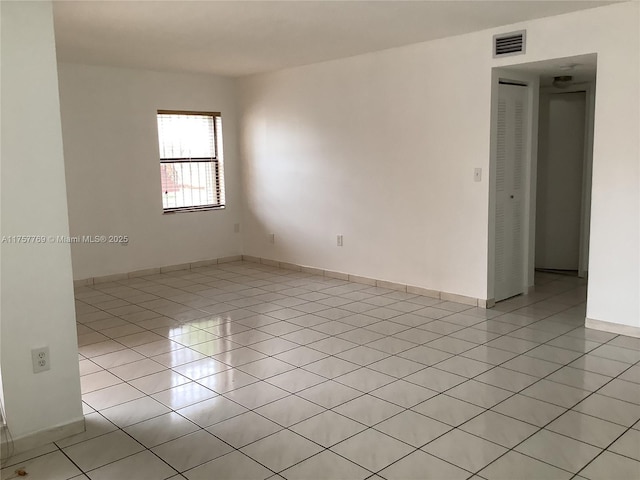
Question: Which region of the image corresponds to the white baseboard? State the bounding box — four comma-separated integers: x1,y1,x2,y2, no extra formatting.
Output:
242,255,490,308
73,254,493,309
71,257,640,338
586,318,640,338
479,298,496,309
1,417,85,457
74,255,243,287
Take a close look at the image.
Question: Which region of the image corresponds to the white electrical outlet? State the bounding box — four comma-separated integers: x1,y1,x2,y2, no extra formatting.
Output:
31,346,50,373
234,223,240,233
337,234,344,247
269,233,275,244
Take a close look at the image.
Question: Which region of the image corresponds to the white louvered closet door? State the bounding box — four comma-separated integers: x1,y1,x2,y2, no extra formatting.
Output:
495,83,527,302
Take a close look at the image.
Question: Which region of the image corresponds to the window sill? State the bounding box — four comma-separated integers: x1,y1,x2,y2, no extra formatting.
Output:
163,205,226,214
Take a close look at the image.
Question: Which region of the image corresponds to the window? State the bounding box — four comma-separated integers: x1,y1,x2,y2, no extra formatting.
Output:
157,110,225,213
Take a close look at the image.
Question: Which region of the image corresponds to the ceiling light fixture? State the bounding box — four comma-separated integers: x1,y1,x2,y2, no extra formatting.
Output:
552,75,573,88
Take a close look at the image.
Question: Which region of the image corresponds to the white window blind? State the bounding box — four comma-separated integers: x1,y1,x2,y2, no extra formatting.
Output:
157,111,225,213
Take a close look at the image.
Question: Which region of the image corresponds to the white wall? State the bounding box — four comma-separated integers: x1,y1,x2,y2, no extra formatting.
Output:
240,32,492,299
58,64,243,280
576,6,639,329
0,1,83,441
239,2,639,327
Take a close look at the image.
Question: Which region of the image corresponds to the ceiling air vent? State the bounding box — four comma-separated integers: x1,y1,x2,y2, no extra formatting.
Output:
493,30,526,58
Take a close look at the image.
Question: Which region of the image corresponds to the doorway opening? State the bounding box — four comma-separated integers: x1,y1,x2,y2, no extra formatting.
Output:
488,54,597,305
536,79,594,280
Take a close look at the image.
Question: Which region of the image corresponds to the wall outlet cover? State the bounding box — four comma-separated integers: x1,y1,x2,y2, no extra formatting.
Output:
31,346,50,373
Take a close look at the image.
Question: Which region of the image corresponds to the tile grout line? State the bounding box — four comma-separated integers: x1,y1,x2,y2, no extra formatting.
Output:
71,263,405,476
65,264,635,478
462,353,639,478
317,298,634,477
233,278,596,476
73,264,476,476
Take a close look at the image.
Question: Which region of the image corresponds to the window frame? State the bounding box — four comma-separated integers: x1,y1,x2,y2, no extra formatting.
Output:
157,109,225,214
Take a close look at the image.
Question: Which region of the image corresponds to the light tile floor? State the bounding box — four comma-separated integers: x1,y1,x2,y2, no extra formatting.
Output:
2,262,639,479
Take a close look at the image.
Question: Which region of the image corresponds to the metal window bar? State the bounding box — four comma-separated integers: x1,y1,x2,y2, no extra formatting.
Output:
157,111,224,213
160,159,221,212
